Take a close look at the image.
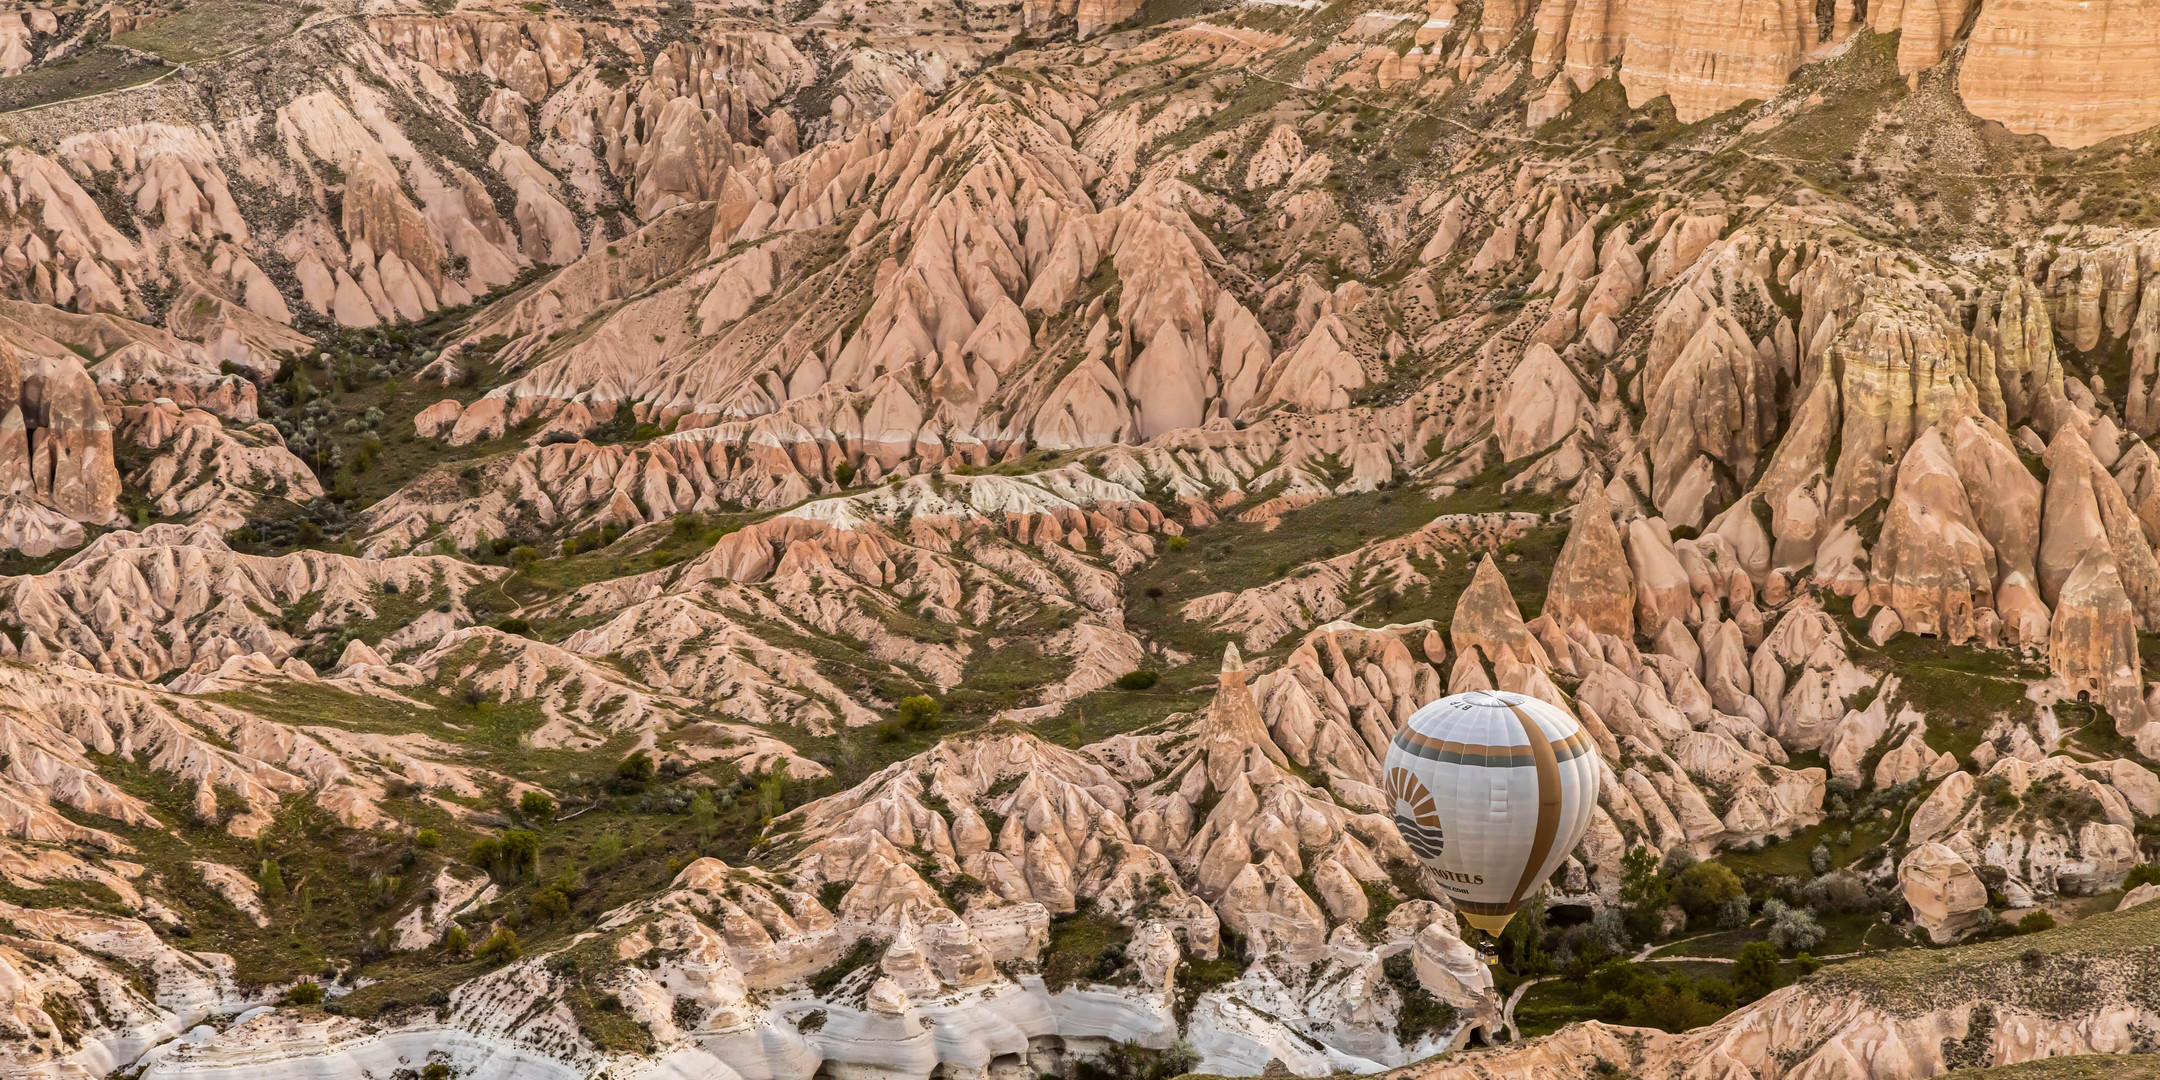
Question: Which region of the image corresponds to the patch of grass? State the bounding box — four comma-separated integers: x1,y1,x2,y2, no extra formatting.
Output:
1039,908,1133,991
1514,959,1740,1038
0,48,171,112
941,640,1068,719
1655,911,1896,960
65,754,441,989
1812,894,2160,1012
567,983,652,1053
500,511,769,622
1117,484,1560,661
1031,663,1214,749
1171,951,1242,1025
1714,816,1899,881
112,0,306,62
1940,1057,2160,1080
807,936,879,997
1824,595,2044,768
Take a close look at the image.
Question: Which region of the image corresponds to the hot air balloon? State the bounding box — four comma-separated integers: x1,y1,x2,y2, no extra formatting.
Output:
1382,690,1600,937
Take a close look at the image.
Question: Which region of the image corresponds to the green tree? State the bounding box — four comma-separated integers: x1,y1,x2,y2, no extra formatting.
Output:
1674,861,1744,918
520,791,556,819
834,461,857,486
1619,846,1669,940
1560,929,1612,982
532,887,570,922
1732,941,1781,1000
444,925,470,955
258,859,286,900
500,830,539,879
896,695,941,732
756,763,791,824
414,828,441,849
615,751,656,788
1500,890,1552,975
690,792,717,836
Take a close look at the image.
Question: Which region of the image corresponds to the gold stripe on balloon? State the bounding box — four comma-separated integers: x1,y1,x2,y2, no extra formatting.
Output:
1502,701,1564,911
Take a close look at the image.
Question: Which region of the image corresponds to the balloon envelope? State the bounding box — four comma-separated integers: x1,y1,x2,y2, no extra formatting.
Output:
1382,690,1600,935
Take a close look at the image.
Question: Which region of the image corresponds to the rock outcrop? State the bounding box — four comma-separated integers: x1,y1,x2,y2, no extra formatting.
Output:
1959,0,2160,148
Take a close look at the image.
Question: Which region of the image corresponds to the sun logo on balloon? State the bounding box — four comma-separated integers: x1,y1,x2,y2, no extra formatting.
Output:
1385,767,1446,861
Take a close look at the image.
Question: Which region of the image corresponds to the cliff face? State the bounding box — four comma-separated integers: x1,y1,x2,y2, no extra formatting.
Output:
1616,0,1816,122
1959,0,2160,148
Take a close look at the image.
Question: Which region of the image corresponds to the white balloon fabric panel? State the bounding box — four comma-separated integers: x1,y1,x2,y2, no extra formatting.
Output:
1381,690,1600,934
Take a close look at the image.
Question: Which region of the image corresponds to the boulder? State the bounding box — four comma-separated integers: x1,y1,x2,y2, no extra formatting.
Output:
1899,842,1989,944
1908,770,1974,846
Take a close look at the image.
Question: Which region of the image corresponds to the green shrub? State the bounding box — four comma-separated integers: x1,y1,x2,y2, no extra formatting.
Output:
476,927,520,964
1764,899,1826,952
1114,670,1161,691
496,617,533,636
617,751,655,782
614,751,656,791
444,925,469,954
1574,960,1736,1030
2017,909,2056,934
282,982,324,1006
2124,864,2160,890
520,791,556,819
414,828,440,849
470,831,539,882
834,461,857,486
591,833,623,867
1732,941,1781,1000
